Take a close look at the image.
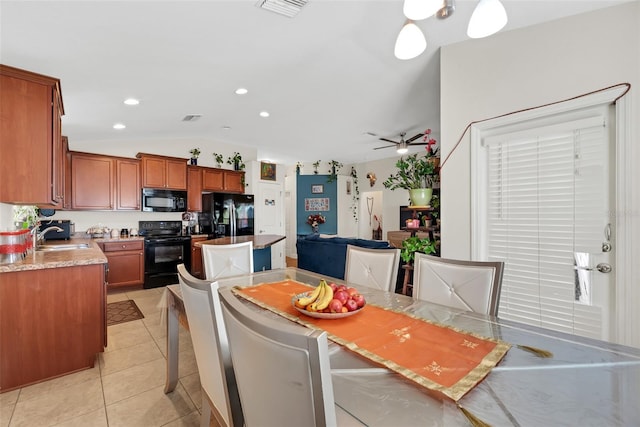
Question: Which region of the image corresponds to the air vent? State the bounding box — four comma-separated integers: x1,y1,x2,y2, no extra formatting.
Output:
256,0,308,18
182,114,202,122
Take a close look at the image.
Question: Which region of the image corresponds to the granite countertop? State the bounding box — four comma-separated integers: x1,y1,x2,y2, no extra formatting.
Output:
0,237,107,273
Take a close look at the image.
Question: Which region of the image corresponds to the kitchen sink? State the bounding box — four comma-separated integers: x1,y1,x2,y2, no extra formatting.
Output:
36,243,90,252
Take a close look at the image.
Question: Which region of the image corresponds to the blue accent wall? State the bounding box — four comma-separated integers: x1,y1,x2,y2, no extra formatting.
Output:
297,175,337,235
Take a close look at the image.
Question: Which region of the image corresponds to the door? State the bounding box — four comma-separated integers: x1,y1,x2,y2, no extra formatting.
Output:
473,105,615,341
256,182,284,269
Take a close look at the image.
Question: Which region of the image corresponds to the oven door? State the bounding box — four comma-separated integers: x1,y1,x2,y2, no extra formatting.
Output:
143,237,191,288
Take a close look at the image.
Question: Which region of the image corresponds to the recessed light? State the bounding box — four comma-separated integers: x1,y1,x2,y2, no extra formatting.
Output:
259,111,270,118
123,98,140,105
113,123,126,130
222,126,232,130
235,88,248,95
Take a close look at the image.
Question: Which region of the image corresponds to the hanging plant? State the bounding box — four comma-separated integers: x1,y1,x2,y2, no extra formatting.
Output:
350,166,359,222
326,160,343,183
312,160,321,174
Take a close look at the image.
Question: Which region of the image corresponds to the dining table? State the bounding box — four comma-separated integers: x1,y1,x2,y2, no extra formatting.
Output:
163,267,640,426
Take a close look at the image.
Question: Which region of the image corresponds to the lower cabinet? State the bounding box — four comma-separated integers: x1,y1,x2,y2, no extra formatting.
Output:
190,235,207,279
102,240,144,288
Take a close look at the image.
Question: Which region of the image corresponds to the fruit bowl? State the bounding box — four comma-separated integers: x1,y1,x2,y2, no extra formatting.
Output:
291,292,365,319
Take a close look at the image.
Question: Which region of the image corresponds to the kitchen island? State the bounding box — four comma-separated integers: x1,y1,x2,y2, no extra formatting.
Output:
194,234,285,272
0,239,107,391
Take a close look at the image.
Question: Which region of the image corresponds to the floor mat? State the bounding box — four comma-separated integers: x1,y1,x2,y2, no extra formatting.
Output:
106,300,145,326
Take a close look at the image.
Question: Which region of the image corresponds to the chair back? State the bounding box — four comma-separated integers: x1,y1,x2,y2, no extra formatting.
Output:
218,286,337,427
344,244,401,292
202,241,253,280
177,264,243,427
413,254,504,316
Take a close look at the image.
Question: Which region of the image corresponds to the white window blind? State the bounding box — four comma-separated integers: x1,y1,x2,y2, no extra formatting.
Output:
483,115,607,338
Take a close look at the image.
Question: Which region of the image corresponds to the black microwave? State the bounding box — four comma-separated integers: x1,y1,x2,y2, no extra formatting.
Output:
141,188,187,212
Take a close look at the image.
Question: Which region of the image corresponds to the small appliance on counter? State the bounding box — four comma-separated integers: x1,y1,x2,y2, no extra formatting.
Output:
0,229,30,264
38,220,72,240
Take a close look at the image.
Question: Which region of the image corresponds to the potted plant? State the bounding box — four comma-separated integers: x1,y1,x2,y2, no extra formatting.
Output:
327,160,343,183
312,160,321,174
189,148,201,165
227,152,245,170
400,236,436,265
382,150,437,206
213,152,224,168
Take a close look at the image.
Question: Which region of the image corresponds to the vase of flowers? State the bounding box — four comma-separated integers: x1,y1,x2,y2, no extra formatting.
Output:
306,213,326,234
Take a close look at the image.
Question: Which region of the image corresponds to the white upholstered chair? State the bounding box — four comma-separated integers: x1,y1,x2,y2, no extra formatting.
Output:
218,286,337,427
412,253,504,316
344,244,401,292
202,241,253,281
177,264,243,427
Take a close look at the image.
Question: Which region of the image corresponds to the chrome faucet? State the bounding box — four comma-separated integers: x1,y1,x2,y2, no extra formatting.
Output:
32,226,64,250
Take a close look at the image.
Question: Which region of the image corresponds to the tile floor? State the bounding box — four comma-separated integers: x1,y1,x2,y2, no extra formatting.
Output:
0,286,205,427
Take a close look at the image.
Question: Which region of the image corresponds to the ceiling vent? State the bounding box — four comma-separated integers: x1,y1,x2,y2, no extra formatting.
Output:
182,114,202,122
256,0,308,18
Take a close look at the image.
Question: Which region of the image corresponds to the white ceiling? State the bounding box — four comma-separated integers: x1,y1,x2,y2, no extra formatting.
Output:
0,0,626,165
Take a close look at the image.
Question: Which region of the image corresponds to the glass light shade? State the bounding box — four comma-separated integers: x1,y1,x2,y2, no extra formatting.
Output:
394,21,427,60
403,0,443,20
397,141,409,154
467,0,507,39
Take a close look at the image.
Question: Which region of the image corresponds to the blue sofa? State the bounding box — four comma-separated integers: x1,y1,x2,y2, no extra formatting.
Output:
296,234,394,280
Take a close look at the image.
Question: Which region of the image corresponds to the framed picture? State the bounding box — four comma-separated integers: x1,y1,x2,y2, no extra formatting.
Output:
311,184,324,194
260,162,276,181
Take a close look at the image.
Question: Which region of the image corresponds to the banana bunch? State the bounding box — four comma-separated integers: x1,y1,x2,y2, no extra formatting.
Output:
295,279,334,312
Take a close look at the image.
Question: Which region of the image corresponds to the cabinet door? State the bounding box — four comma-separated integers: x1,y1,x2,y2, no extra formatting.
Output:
224,170,245,193
116,159,140,210
0,67,62,205
190,237,206,279
166,159,187,190
187,166,203,211
105,251,144,287
203,168,224,191
71,153,114,210
62,137,72,210
141,157,166,188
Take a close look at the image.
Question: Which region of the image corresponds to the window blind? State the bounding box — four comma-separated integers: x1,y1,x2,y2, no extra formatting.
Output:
484,115,607,338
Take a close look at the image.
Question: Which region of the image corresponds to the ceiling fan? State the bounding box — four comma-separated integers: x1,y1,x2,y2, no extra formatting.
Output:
374,131,427,154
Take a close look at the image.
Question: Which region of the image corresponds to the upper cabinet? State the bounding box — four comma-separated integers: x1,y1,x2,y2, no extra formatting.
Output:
187,166,203,212
70,152,140,211
223,170,245,193
0,65,64,206
137,153,187,190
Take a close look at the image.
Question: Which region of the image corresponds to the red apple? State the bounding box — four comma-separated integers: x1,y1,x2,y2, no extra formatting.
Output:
328,299,343,313
334,290,349,305
345,299,358,312
329,282,338,292
346,287,358,297
337,284,348,292
353,294,366,308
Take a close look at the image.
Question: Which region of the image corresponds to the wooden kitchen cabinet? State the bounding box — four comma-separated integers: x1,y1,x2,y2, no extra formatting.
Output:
202,168,224,191
187,166,203,211
71,152,115,210
137,153,187,190
102,240,144,288
0,65,65,206
190,235,207,279
0,263,106,391
224,170,245,193
116,158,141,210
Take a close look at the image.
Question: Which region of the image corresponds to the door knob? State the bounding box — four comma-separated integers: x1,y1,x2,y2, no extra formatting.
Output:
575,263,612,273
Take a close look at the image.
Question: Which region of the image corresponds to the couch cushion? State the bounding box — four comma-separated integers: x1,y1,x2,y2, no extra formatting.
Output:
296,235,392,280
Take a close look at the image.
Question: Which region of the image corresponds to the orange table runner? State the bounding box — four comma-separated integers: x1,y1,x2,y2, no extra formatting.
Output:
235,280,510,401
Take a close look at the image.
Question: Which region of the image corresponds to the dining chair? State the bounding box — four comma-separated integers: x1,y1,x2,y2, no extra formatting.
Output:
344,244,401,292
177,264,244,427
218,286,337,427
202,241,253,280
412,253,505,316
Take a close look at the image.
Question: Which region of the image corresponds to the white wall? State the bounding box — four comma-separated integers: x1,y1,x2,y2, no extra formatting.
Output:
440,1,639,260
440,1,640,347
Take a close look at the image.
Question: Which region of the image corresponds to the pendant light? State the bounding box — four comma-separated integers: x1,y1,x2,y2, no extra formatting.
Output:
396,141,409,154
394,20,426,60
403,0,443,21
467,0,508,39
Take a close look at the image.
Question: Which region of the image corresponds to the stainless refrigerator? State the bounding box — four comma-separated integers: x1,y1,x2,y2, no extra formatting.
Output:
202,193,254,237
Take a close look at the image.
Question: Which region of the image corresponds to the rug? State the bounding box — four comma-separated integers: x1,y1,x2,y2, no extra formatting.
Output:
106,300,145,326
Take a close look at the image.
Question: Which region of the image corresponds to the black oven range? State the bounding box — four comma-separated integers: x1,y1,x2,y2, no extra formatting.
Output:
139,220,191,289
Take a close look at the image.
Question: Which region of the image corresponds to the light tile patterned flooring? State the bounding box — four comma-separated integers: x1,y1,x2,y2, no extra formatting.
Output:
0,286,205,427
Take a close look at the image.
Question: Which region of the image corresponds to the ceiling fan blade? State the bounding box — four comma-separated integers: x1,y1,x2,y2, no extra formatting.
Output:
406,133,424,143
374,145,395,150
379,138,399,144
408,142,428,146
